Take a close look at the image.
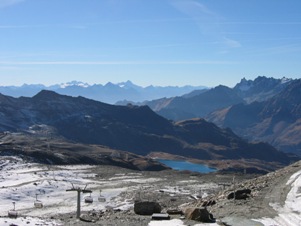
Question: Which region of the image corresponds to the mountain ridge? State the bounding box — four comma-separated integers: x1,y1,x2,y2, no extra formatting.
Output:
0,90,294,172
137,76,295,121
207,79,301,155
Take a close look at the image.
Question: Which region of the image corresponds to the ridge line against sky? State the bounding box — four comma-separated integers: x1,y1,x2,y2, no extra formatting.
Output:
0,0,300,87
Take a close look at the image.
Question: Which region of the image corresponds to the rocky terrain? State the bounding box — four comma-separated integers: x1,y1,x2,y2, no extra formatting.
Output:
197,160,301,225
1,155,301,226
0,155,234,226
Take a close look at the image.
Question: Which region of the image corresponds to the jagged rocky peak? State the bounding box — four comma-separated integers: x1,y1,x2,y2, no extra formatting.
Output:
235,76,292,92
232,76,294,103
235,77,253,91
253,76,281,89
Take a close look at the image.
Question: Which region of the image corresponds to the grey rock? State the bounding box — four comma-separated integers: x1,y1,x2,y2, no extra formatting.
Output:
184,207,214,222
134,201,161,215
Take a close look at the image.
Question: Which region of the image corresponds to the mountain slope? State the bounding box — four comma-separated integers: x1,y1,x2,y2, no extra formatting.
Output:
207,79,301,155
0,91,294,171
0,132,168,171
144,85,244,121
137,76,293,122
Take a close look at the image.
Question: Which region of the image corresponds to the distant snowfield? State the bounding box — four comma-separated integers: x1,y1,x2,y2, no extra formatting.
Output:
254,170,301,226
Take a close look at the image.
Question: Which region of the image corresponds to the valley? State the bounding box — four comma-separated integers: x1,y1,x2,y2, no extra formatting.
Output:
1,76,301,225
2,0,301,224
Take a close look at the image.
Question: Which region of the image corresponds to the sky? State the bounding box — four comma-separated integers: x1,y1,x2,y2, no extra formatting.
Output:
0,0,301,88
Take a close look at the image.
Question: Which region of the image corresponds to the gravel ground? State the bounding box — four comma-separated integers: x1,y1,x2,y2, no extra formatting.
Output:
3,157,300,226
45,166,257,226
203,161,301,226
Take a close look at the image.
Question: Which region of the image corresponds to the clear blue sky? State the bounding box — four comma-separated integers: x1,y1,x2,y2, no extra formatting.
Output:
0,0,301,87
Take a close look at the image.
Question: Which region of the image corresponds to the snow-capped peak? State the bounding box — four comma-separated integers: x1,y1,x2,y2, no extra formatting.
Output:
59,81,90,88
281,77,292,84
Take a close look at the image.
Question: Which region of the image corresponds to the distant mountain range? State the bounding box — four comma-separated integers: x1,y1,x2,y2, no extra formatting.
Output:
134,76,293,121
0,80,207,104
116,76,301,155
0,90,293,172
1,76,301,170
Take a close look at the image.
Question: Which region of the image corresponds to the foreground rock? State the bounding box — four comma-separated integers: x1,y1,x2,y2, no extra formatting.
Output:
184,207,214,222
227,189,251,200
134,201,161,215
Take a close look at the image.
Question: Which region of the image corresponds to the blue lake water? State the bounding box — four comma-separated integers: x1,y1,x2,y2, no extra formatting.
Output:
157,159,216,173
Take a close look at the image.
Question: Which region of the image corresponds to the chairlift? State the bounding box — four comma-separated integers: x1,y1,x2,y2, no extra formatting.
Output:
84,193,93,203
34,194,43,208
8,202,18,218
98,189,106,202
98,196,106,202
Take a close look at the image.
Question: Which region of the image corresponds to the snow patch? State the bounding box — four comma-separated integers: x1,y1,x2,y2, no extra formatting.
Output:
254,169,301,226
148,219,220,226
0,216,62,226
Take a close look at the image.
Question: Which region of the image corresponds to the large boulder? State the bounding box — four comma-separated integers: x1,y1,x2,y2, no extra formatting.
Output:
184,207,213,222
227,189,251,200
134,201,161,215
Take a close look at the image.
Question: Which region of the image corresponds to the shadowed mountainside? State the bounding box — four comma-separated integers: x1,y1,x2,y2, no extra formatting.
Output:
0,90,295,172
207,79,301,155
0,132,167,171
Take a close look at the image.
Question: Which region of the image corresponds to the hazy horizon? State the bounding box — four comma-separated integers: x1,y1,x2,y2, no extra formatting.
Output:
0,76,294,89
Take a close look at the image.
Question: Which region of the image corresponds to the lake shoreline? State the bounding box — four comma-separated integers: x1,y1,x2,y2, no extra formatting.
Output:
156,159,217,173
148,152,285,174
